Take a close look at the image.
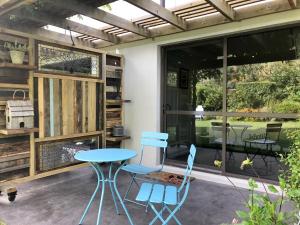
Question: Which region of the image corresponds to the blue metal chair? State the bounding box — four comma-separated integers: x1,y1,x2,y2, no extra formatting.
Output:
121,131,168,207
135,144,196,225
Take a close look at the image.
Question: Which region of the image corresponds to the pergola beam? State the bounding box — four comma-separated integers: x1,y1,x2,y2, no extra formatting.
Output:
15,9,120,43
287,0,297,8
47,0,150,37
205,0,235,20
0,25,95,49
125,0,187,30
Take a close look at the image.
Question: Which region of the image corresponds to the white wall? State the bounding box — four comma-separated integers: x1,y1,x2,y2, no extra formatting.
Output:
113,9,300,167
121,44,161,166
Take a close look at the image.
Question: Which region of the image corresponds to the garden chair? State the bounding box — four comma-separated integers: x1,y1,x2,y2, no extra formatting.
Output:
121,131,168,208
244,123,282,164
135,144,196,225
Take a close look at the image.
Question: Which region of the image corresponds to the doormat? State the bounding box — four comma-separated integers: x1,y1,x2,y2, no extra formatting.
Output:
145,171,195,185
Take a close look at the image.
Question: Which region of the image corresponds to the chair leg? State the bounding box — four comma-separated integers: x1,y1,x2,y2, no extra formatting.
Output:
162,204,182,225
149,203,166,224
149,205,166,225
123,174,148,208
149,203,183,225
165,205,182,225
123,174,136,202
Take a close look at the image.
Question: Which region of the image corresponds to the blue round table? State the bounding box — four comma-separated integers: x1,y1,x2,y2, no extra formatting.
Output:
75,148,137,225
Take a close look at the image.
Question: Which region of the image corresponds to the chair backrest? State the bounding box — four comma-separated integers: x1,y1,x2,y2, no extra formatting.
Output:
265,123,282,141
139,132,168,168
178,144,196,194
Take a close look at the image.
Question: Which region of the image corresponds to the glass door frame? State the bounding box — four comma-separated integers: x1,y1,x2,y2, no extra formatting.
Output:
160,28,300,183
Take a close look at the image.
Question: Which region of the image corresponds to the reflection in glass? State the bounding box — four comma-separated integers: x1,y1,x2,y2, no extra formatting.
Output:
166,115,224,170
165,39,223,111
227,28,300,113
38,44,100,77
163,27,300,181
225,118,298,180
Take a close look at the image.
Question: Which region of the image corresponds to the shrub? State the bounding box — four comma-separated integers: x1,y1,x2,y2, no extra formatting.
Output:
272,100,300,114
228,81,276,110
280,130,300,210
196,82,222,111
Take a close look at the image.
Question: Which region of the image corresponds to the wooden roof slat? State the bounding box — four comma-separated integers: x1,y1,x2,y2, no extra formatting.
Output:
173,2,210,13
103,27,120,32
205,0,235,20
177,6,216,17
182,9,218,20
48,0,151,37
124,0,187,30
229,0,261,8
143,21,167,28
139,19,164,26
174,3,212,14
14,9,120,44
110,30,128,35
134,17,160,24
108,29,126,34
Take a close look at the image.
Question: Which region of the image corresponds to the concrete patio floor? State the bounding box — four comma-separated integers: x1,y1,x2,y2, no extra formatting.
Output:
0,166,249,225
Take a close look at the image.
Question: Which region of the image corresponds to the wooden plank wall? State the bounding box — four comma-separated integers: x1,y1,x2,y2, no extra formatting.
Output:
35,74,103,139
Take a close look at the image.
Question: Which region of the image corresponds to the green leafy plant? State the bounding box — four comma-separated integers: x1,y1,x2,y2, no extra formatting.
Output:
272,100,300,114
0,219,6,225
280,130,300,210
214,159,296,225
4,41,28,52
196,81,222,111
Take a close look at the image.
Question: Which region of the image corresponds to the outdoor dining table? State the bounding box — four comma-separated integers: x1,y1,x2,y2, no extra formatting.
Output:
230,124,252,144
74,148,137,225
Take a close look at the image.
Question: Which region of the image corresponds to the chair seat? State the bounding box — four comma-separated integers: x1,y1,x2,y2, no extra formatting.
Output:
136,183,178,205
246,139,276,144
121,163,160,175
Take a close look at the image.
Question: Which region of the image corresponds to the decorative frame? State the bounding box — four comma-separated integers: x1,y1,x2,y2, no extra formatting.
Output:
179,68,189,89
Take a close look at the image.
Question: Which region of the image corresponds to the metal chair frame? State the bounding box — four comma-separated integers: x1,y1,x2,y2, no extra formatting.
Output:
244,123,282,164
136,144,196,225
122,131,168,208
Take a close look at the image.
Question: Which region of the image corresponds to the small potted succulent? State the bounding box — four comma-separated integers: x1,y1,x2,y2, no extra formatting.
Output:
4,41,28,64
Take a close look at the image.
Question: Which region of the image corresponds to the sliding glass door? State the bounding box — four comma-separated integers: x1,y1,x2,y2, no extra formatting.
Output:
162,26,300,181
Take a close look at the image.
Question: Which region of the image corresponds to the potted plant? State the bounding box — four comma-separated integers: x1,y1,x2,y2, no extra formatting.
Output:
4,41,28,64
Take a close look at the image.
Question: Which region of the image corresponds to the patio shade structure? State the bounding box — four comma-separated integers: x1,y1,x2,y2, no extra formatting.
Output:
0,0,298,49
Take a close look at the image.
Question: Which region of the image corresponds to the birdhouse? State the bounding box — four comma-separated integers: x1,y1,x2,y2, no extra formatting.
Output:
5,91,34,129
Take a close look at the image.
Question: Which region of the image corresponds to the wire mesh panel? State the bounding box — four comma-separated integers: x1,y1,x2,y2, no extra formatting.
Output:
38,136,99,172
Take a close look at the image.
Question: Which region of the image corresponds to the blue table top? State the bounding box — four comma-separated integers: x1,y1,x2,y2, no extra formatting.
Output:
74,148,137,163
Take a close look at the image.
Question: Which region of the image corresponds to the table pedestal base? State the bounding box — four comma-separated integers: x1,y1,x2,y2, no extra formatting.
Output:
79,161,134,225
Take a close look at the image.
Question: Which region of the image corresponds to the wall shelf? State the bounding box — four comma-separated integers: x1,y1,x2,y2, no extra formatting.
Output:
106,136,130,142
0,63,36,70
0,83,29,89
0,128,39,135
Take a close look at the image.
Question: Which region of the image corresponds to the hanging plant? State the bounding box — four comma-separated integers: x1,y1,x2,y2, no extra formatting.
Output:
4,41,28,64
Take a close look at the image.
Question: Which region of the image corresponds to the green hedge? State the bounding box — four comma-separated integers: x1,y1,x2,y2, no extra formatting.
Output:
228,81,276,110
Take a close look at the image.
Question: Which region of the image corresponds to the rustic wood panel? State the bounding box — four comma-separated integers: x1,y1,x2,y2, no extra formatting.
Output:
38,77,45,138
0,139,30,157
87,81,96,132
43,78,50,137
82,81,87,133
53,79,62,136
75,80,82,133
62,79,75,135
